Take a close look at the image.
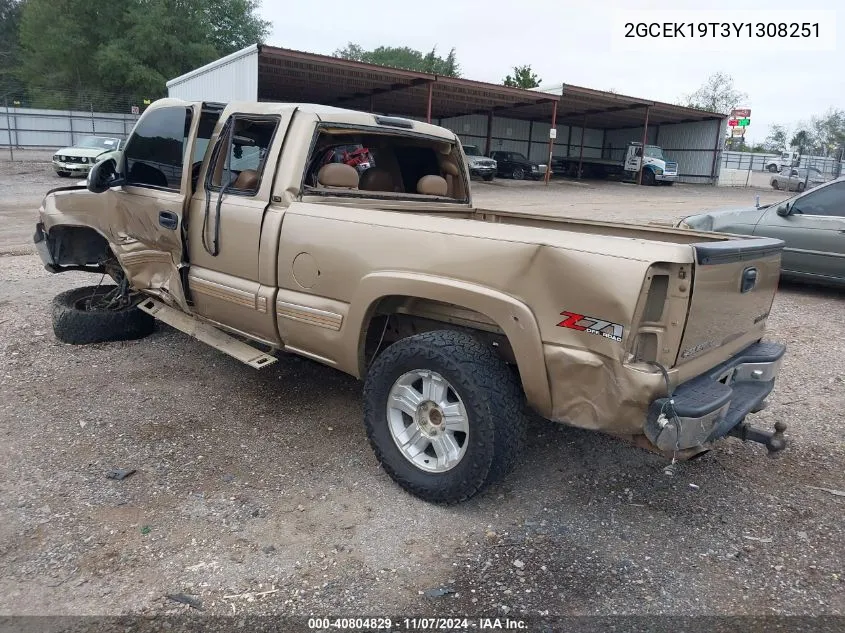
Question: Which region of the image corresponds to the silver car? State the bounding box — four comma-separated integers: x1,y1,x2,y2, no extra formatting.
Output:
770,167,826,192
679,177,845,286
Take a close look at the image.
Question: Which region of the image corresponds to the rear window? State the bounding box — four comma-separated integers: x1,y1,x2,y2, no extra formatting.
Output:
302,127,468,203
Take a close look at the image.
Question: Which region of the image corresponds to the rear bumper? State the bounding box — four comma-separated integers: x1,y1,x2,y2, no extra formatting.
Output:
33,222,56,269
644,341,786,452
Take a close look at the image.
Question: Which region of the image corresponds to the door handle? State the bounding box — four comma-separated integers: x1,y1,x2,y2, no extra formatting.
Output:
158,211,178,230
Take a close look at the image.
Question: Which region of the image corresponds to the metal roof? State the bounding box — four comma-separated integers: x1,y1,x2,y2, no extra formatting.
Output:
173,45,725,129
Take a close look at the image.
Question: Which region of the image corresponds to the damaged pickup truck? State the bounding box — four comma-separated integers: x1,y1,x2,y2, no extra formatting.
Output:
35,98,788,503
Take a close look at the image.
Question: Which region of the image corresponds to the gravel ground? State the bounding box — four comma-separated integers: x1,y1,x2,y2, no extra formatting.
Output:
0,157,843,622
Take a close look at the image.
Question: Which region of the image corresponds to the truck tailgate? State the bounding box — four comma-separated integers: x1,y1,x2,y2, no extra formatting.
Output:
676,238,784,366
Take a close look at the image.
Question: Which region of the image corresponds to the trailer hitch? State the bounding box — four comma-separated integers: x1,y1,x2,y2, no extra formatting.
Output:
728,420,787,455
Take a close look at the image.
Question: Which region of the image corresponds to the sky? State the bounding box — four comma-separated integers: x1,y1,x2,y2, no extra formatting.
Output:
260,0,842,145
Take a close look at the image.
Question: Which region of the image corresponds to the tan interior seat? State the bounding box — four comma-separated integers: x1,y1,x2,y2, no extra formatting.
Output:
232,169,259,191
440,161,460,197
317,163,359,189
416,175,448,197
359,167,396,192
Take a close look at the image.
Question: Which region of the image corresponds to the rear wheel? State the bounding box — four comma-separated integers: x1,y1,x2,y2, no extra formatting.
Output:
511,167,525,180
52,285,154,345
363,330,526,504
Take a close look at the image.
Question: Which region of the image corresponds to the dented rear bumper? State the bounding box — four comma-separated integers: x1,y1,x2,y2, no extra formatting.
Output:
644,341,786,452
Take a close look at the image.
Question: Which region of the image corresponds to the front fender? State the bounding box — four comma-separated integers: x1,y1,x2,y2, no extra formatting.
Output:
344,271,552,416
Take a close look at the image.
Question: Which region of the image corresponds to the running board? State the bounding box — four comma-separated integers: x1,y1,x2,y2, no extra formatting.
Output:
138,298,278,370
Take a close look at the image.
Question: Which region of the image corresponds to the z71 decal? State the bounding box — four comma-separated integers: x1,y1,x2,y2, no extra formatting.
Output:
557,311,624,342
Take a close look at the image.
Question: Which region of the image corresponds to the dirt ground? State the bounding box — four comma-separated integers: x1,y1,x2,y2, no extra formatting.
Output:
0,156,843,622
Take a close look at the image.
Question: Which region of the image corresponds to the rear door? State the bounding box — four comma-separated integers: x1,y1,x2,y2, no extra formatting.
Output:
108,100,202,310
753,181,845,281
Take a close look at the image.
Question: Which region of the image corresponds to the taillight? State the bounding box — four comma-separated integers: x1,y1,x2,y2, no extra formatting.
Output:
629,264,690,368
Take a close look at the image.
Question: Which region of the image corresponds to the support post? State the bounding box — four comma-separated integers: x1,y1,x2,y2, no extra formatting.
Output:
566,125,572,157
709,118,723,183
485,111,493,155
544,99,558,185
636,106,651,185
370,94,375,113
527,119,533,164
426,81,433,124
5,99,14,161
69,110,74,146
577,114,587,180
90,103,95,133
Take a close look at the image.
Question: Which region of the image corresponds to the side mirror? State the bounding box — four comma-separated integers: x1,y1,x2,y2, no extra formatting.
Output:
776,204,791,217
87,158,122,193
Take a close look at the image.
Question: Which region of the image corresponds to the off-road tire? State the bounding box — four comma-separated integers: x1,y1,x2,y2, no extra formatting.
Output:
363,330,526,504
52,285,154,345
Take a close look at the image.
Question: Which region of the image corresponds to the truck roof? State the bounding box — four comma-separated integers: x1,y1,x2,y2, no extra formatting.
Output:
154,98,459,143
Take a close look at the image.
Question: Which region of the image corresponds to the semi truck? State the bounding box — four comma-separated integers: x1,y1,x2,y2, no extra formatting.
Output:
552,142,678,185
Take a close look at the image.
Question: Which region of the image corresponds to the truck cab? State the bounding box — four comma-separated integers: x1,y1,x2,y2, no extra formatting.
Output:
624,142,679,185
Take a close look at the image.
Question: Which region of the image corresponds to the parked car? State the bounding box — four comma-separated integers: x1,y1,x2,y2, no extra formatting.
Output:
489,150,546,180
678,177,845,286
770,167,826,192
52,136,124,177
36,99,789,503
462,144,496,181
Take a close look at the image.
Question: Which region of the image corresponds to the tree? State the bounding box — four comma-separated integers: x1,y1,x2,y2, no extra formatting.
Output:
332,43,461,77
503,65,541,89
808,108,845,156
762,124,788,153
791,130,812,155
682,72,747,114
0,0,25,98
17,0,271,109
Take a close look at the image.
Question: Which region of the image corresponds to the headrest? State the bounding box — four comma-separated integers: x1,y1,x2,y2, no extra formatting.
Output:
233,169,259,190
317,163,359,188
416,174,448,196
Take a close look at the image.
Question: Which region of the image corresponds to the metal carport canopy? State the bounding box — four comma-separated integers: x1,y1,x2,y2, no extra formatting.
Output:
254,45,723,128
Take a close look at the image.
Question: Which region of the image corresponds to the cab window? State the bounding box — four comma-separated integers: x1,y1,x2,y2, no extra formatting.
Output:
792,182,845,217
207,115,279,196
302,127,468,203
123,106,192,191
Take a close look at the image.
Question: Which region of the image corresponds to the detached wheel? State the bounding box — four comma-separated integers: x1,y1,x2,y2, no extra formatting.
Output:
363,330,526,504
511,167,525,180
52,285,154,345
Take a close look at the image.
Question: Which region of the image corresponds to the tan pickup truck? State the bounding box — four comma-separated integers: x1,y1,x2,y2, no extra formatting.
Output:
34,98,787,503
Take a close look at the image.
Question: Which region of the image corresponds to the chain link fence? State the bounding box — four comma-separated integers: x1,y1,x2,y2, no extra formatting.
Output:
718,150,844,188
1,90,153,161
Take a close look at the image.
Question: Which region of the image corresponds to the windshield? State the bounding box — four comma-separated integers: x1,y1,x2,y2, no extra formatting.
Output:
463,145,481,156
77,136,120,150
644,146,665,159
